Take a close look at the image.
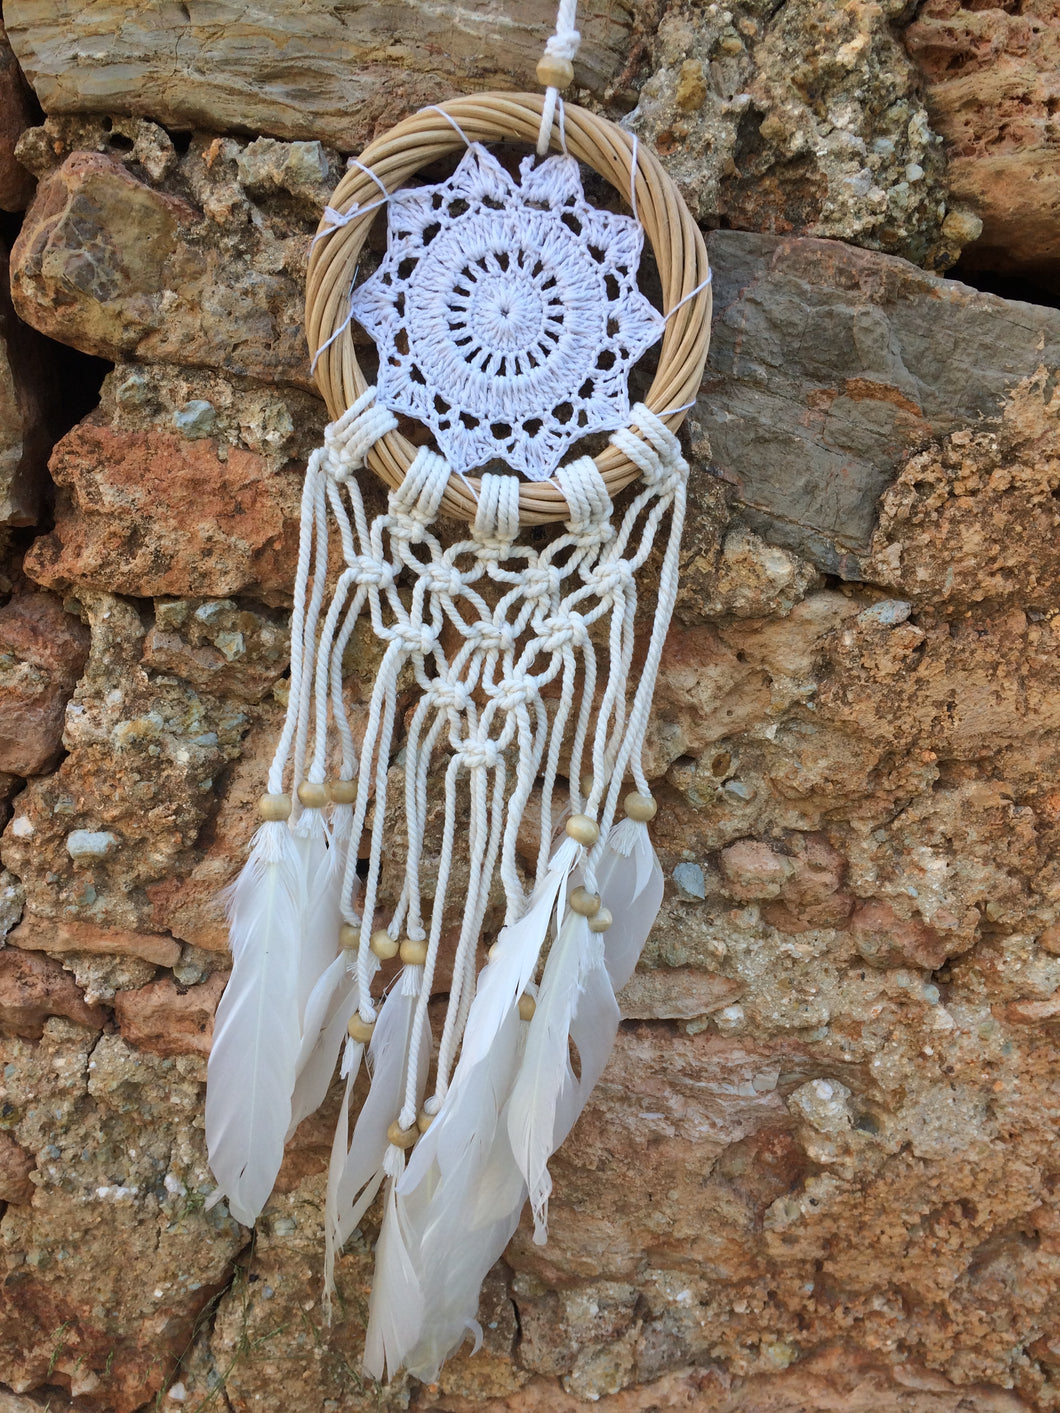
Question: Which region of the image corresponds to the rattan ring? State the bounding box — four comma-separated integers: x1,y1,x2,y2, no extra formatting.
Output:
305,93,712,525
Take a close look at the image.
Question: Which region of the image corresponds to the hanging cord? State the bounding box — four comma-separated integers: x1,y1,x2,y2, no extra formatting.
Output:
536,0,580,155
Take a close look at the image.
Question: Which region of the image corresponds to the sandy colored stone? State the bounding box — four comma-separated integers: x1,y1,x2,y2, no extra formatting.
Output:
699,231,1060,576
851,901,954,972
0,245,56,527
0,946,107,1038
634,0,957,268
113,971,225,1058
0,1022,243,1411
4,0,628,149
1,594,252,938
26,420,301,602
906,0,1060,277
0,1129,35,1204
8,914,179,966
0,590,89,775
10,149,313,385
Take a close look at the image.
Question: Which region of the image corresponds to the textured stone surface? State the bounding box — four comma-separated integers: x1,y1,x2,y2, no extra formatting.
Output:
697,231,1060,575
0,590,89,775
0,247,55,527
4,0,628,149
633,0,962,269
0,947,107,1038
906,0,1060,278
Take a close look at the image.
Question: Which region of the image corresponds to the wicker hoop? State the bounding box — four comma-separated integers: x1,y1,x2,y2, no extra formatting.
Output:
305,93,712,525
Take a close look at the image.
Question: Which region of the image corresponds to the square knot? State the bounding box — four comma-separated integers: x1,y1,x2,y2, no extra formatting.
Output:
426,679,473,713
421,563,468,598
388,513,429,545
388,624,439,656
351,555,394,590
584,561,634,597
323,398,398,480
465,621,515,654
456,739,502,770
538,612,588,653
490,680,535,712
520,564,562,602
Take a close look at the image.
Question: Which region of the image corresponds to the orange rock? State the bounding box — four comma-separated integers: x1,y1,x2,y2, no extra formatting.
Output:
850,900,953,971
907,0,1060,276
9,913,180,966
26,420,301,601
0,1130,34,1203
0,946,107,1039
0,590,89,775
113,971,226,1058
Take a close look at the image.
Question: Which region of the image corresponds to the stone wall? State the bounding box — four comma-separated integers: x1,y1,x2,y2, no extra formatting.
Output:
0,3,1058,1411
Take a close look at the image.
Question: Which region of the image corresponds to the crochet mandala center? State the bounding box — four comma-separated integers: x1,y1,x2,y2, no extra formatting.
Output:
349,143,665,480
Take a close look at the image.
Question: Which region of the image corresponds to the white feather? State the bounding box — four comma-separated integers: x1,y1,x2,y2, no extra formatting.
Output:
395,1001,529,1381
506,905,594,1241
595,817,665,991
206,819,304,1227
286,952,360,1140
364,1145,425,1381
292,807,343,1022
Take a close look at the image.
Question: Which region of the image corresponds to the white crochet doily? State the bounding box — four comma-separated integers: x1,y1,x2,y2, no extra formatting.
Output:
349,144,664,481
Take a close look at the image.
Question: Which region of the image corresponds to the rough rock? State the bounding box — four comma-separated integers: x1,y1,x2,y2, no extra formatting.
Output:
0,590,89,775
905,0,1060,278
8,915,180,967
0,1130,35,1204
634,0,960,269
112,972,226,1058
0,946,107,1038
0,1022,244,1411
10,148,315,385
697,231,1060,575
0,19,36,212
4,0,629,149
0,593,253,939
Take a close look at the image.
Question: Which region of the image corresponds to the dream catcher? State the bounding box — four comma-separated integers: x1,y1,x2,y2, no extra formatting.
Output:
205,0,712,1383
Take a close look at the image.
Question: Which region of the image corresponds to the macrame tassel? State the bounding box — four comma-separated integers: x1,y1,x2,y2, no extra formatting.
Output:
206,818,305,1226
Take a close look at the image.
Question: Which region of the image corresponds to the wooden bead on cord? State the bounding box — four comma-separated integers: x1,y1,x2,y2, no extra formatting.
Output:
624,791,657,822
518,994,537,1021
370,929,400,960
570,886,601,917
258,793,292,821
329,778,358,804
339,923,359,949
416,1108,435,1133
297,780,329,809
536,54,574,90
566,814,600,847
347,1014,375,1043
399,937,429,966
387,1119,419,1149
588,906,613,933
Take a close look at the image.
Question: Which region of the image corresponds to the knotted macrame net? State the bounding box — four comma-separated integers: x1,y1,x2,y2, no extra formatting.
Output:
205,124,704,1384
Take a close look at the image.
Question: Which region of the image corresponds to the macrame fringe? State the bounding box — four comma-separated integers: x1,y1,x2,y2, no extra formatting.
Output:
205,386,688,1380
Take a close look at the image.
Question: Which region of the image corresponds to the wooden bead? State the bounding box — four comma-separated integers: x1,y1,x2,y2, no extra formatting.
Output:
624,791,657,823
487,941,502,962
339,923,360,950
258,792,292,822
416,1108,436,1133
536,54,574,90
570,886,601,917
297,780,329,809
566,814,600,847
370,929,400,960
518,993,537,1022
579,771,595,800
347,1014,375,1043
399,937,429,966
329,778,358,804
588,906,613,934
387,1119,419,1149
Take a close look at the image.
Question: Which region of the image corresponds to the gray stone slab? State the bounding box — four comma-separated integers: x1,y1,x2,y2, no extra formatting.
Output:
699,231,1060,576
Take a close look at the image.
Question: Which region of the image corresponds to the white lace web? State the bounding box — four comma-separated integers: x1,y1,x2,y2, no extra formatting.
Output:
349,144,664,480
